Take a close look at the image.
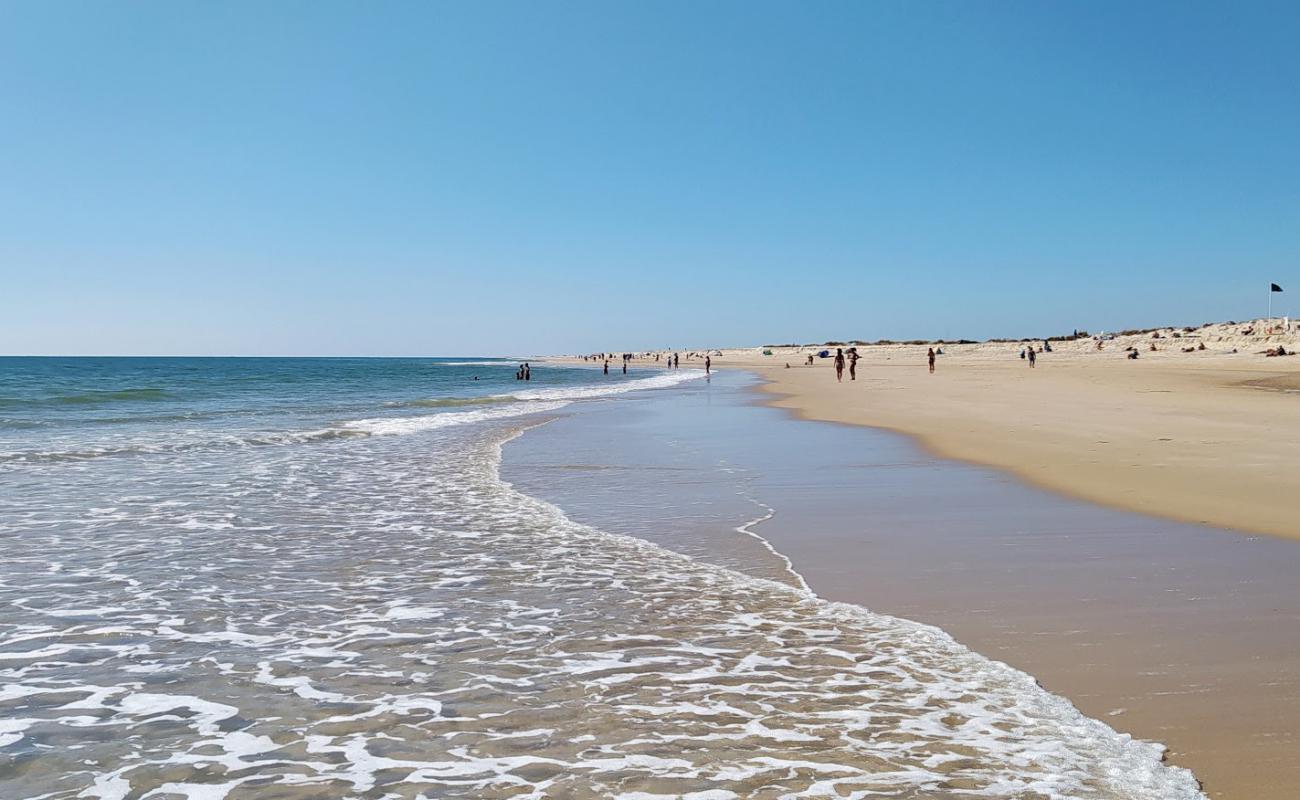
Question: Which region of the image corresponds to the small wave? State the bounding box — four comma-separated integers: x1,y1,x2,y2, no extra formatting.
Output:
343,401,571,436
53,388,171,404
347,373,703,436
0,418,47,429
507,369,704,402
434,360,516,367
0,428,370,465
391,396,516,409
0,387,172,407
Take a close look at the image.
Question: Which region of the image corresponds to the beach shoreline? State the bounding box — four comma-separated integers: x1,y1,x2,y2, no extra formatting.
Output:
549,320,1300,540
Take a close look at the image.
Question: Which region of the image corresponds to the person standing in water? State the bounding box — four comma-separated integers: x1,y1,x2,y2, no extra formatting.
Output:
705,355,711,374
622,360,627,374
927,347,936,374
833,348,845,382
523,363,531,381
603,360,609,375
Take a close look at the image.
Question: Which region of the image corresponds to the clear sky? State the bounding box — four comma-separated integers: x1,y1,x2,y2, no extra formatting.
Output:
2,1,1297,355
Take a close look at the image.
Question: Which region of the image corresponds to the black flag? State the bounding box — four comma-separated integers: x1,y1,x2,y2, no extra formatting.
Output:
1272,283,1284,292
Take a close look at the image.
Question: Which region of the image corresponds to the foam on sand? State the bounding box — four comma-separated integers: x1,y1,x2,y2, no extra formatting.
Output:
0,406,1205,799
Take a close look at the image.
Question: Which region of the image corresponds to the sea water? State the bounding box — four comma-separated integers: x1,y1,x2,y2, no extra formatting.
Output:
0,358,1203,798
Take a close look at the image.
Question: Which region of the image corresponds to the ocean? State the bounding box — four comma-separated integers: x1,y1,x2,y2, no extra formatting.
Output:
0,357,1203,799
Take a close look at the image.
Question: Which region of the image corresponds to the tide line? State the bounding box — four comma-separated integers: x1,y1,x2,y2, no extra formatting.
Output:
733,496,814,597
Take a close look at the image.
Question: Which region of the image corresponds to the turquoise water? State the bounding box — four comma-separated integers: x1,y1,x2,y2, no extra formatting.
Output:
0,358,1203,799
0,357,650,459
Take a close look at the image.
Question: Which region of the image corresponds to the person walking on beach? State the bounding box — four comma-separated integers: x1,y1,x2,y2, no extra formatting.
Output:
1027,347,1036,368
848,348,859,380
833,348,845,382
927,347,936,374
603,360,609,375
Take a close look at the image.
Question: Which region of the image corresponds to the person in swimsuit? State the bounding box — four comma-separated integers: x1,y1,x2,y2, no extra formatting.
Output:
833,348,845,382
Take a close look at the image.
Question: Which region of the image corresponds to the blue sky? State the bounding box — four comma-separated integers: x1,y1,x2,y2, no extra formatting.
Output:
2,1,1297,355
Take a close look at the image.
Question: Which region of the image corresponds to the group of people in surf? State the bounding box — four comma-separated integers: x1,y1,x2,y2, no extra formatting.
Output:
578,350,712,376
514,363,531,381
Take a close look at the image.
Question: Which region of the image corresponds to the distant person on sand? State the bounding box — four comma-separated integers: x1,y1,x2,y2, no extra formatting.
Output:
1027,348,1036,368
927,347,936,373
834,348,845,382
848,349,859,380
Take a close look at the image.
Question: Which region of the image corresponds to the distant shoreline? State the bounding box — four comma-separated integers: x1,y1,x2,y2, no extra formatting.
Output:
550,318,1300,540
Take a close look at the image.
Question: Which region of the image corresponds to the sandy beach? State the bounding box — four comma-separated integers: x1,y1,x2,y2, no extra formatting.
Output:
668,319,1300,541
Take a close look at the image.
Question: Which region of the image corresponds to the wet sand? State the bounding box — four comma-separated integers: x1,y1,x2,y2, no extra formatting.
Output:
505,371,1300,799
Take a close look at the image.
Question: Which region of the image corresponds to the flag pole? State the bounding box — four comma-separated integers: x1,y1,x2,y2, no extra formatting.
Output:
1269,284,1273,323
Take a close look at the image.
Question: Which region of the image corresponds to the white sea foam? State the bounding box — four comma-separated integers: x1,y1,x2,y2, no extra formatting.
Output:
342,400,570,436
733,498,813,595
0,387,1206,799
508,369,704,402
343,371,701,437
